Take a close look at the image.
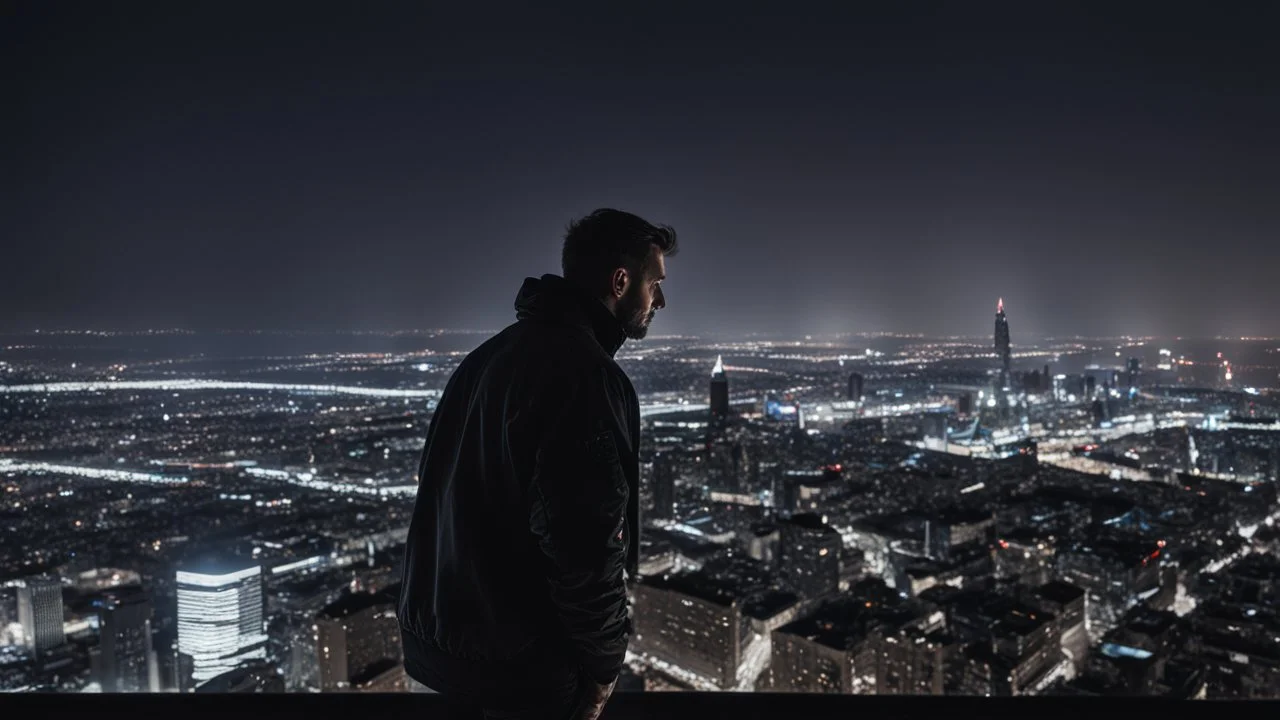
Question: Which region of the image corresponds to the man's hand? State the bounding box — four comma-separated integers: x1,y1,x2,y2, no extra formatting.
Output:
573,674,617,720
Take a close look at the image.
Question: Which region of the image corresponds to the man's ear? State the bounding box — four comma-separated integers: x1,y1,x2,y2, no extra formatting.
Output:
610,267,629,299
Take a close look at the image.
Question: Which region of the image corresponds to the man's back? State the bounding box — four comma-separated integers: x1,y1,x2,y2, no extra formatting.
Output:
398,274,641,701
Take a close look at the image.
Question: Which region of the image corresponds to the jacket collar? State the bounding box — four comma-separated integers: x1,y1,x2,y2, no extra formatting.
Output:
514,274,628,358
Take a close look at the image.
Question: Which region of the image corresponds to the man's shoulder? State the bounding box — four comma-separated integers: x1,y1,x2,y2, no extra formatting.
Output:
456,321,633,400
512,320,625,370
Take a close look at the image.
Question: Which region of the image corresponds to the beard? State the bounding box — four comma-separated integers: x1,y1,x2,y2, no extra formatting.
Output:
618,290,656,340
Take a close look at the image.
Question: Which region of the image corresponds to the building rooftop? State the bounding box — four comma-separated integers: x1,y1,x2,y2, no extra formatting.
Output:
642,552,786,608
1061,537,1159,566
776,600,924,652
775,580,926,652
782,513,840,534
740,590,801,621
1035,580,1085,605
990,607,1056,638
1223,554,1280,582
349,657,399,687
1118,606,1178,638
642,572,743,607
318,590,393,620
929,507,994,525
176,555,260,578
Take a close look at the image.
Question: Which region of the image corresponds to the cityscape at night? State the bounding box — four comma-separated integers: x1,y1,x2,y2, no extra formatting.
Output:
2,313,1278,697
6,0,1280,711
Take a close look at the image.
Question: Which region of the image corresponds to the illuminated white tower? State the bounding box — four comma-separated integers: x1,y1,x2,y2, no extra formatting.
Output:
709,355,729,427
176,562,267,685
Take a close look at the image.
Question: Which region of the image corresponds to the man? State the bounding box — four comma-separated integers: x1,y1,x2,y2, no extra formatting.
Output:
398,209,676,719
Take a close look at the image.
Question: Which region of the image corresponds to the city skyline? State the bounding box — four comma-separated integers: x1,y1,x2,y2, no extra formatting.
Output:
4,293,1280,343
6,3,1280,338
1,296,1277,696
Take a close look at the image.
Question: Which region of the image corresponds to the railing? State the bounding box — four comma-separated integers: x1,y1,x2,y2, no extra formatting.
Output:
13,691,1275,720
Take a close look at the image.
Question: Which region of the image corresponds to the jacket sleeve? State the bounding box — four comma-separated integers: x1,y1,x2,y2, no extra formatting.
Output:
528,369,631,685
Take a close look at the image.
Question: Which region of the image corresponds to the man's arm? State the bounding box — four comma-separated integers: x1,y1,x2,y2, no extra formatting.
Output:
528,370,631,686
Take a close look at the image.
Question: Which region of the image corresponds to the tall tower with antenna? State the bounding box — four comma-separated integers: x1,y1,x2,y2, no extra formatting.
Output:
709,355,729,427
994,298,1012,378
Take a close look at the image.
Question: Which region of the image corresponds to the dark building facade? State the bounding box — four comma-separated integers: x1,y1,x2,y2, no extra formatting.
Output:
848,373,864,403
632,577,744,689
315,590,403,692
1057,540,1163,642
651,452,677,520
925,510,995,562
771,580,946,695
778,514,843,601
93,588,158,692
1032,581,1088,675
994,298,1012,377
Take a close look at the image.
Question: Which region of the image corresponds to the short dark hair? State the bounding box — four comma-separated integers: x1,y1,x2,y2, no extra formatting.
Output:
561,208,678,287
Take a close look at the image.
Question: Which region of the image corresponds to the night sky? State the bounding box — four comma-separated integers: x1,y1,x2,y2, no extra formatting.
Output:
6,2,1278,339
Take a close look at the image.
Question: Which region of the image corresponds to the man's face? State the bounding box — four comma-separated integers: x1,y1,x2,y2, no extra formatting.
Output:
617,246,667,340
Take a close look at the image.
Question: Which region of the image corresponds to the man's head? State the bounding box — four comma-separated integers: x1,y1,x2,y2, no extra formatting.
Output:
562,209,678,340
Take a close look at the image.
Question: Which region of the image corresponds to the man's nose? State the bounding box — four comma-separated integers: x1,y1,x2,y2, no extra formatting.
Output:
654,286,666,310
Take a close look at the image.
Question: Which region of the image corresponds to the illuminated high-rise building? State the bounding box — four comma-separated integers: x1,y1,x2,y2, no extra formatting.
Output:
994,298,1011,377
17,575,65,657
176,562,268,685
709,355,729,428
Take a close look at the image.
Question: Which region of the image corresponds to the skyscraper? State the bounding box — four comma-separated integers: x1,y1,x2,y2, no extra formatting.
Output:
94,588,159,692
314,590,403,692
17,575,65,657
651,453,676,521
994,298,1011,377
848,372,864,403
176,561,268,685
709,355,729,428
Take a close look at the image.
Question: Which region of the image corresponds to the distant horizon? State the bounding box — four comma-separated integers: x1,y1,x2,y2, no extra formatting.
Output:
3,327,1278,344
